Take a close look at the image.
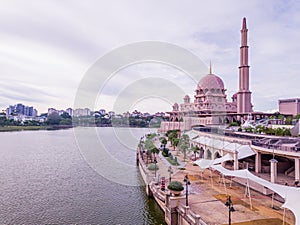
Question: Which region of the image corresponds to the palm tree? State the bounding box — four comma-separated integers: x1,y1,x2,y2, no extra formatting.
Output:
191,146,200,161
160,137,167,150
179,134,190,162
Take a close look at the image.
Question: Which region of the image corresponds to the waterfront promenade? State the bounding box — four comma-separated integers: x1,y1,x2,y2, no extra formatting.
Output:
139,140,295,225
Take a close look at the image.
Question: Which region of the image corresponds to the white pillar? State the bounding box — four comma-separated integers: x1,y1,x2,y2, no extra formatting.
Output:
255,152,261,173
221,150,226,167
269,159,278,183
234,151,239,170
295,158,300,181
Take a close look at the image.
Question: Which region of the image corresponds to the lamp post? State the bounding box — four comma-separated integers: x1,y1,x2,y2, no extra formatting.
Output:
154,157,157,178
168,166,173,183
225,196,235,225
183,175,191,206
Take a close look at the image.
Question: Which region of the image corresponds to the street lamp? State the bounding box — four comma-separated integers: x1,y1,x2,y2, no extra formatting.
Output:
225,196,235,225
154,157,157,178
168,166,173,183
183,175,191,206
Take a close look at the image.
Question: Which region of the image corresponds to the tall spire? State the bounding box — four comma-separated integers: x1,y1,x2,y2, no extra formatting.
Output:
209,61,212,74
241,17,248,47
242,17,247,30
237,17,252,114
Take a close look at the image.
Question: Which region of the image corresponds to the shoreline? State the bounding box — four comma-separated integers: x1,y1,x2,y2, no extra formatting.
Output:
0,125,158,132
0,125,73,132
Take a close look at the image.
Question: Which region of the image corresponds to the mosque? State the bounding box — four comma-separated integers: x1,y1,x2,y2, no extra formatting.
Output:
159,18,260,132
156,18,300,224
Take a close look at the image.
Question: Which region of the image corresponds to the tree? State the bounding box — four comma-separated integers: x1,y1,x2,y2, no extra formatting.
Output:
160,137,167,149
191,146,200,161
151,146,159,157
283,128,291,136
47,112,61,125
286,116,293,125
173,138,180,151
60,112,71,119
0,116,7,126
178,134,190,162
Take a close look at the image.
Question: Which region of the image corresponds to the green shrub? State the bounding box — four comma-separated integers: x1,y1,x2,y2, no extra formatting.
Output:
148,163,159,171
168,181,184,191
229,122,239,127
162,151,168,157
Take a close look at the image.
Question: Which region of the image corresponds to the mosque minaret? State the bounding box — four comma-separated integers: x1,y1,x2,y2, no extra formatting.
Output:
237,17,253,114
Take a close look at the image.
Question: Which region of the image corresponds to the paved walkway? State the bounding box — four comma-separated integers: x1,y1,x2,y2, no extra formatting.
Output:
150,147,295,225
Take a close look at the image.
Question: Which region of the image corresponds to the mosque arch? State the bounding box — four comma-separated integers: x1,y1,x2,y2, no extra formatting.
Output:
213,151,221,159
199,146,204,158
206,149,212,160
224,117,230,124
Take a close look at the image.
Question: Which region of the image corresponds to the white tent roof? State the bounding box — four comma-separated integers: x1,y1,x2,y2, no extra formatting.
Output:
223,142,239,151
213,154,233,164
194,159,214,169
194,154,233,169
236,145,255,160
211,164,300,225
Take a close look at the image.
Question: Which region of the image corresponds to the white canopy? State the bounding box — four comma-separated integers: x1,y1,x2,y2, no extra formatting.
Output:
194,154,233,169
211,164,300,225
236,145,255,160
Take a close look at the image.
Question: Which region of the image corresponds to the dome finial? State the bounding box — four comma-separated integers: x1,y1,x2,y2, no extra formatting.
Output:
209,61,212,74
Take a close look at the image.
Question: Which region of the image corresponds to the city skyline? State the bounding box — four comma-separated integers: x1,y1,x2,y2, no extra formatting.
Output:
0,1,299,114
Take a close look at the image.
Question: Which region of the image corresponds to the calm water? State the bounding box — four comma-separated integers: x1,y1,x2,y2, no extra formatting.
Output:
0,127,166,224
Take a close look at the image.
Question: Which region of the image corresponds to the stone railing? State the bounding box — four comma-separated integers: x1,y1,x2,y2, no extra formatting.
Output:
251,140,299,152
177,203,207,225
138,151,207,225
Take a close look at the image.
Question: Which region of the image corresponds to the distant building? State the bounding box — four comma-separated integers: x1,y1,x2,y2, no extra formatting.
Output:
279,98,300,116
108,111,115,117
73,108,91,117
66,108,73,117
6,103,38,119
99,109,106,115
48,108,57,115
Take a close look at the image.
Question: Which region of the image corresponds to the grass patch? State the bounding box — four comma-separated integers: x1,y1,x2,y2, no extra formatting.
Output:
214,194,258,211
0,126,47,132
166,157,179,166
222,218,289,225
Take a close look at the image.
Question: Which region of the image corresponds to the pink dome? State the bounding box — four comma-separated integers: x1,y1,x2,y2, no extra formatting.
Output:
197,74,224,90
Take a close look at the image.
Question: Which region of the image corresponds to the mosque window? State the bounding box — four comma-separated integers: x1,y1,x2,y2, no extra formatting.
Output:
218,97,222,102
211,89,215,93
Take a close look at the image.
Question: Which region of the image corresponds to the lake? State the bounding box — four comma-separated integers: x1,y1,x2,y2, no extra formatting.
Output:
0,127,165,224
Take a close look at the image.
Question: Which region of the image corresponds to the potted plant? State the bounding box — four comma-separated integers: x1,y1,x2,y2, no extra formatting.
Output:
168,181,184,196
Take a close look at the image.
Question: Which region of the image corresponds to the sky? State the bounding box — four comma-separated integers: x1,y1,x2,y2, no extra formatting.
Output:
0,0,299,114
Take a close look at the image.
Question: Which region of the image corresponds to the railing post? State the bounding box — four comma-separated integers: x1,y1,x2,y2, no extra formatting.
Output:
195,214,201,224
184,205,190,215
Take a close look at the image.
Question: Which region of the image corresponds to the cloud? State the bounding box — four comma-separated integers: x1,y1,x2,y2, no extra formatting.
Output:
0,0,299,113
